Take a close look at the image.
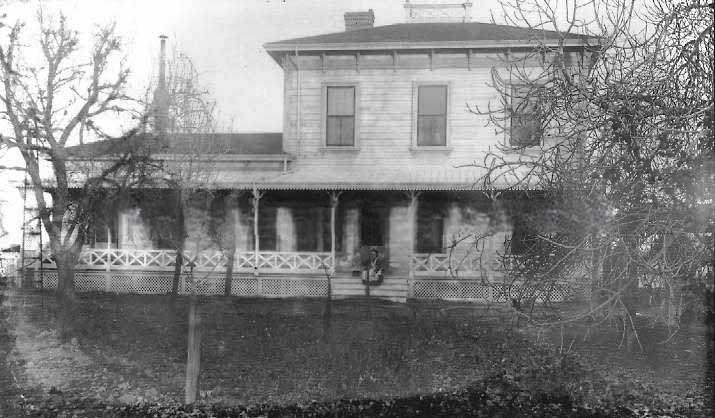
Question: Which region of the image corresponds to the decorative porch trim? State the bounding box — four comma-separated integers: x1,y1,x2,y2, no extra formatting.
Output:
37,248,333,274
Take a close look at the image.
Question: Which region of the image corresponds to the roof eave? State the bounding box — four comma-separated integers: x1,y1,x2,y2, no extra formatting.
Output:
67,153,292,162
263,38,594,53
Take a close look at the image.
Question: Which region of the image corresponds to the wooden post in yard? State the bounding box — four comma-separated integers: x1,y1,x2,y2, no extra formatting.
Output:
184,260,200,404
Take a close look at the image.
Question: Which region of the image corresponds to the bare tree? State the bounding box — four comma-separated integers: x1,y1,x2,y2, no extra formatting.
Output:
467,0,713,349
139,45,221,295
0,13,151,300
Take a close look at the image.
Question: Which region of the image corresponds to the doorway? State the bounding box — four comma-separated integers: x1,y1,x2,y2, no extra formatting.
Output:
359,204,389,267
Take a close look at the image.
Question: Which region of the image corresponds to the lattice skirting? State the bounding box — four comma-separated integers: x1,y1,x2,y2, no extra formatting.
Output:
412,280,588,303
32,270,329,298
32,271,586,303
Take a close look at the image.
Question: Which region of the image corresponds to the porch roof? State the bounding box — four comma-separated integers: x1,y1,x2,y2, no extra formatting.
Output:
217,164,536,191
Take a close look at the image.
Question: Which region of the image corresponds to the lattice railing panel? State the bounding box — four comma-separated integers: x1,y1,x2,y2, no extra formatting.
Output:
41,271,58,289
413,280,586,303
31,248,333,273
75,272,107,292
194,277,224,296
261,278,328,298
133,274,173,294
412,280,491,301
230,277,260,296
412,253,480,275
255,252,332,272
108,274,139,293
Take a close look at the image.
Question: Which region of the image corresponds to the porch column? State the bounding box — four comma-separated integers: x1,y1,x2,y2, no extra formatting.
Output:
329,191,342,274
106,225,111,272
252,188,262,277
407,191,420,284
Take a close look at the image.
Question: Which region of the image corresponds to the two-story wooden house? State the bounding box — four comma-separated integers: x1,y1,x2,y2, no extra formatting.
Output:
32,3,593,303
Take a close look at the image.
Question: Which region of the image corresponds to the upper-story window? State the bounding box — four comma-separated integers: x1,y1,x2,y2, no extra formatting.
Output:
414,84,449,147
417,85,448,146
326,86,356,147
509,84,543,147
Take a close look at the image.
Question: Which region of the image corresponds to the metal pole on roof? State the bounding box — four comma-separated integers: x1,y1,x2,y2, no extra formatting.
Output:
295,46,301,159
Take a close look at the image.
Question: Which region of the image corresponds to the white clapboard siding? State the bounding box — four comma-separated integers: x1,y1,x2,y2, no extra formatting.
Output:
283,62,512,166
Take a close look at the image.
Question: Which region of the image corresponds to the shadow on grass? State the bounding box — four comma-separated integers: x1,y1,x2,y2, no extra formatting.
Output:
3,289,712,417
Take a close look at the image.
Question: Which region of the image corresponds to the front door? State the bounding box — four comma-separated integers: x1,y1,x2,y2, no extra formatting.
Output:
359,205,388,267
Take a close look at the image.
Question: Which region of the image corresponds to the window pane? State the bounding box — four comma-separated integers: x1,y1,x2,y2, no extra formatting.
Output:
510,85,541,147
417,115,446,146
327,87,355,116
510,115,541,146
327,116,354,146
339,117,354,145
418,85,447,116
326,117,341,146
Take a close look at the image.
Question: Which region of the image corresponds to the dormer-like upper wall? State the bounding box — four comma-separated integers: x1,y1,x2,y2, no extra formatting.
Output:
264,20,598,169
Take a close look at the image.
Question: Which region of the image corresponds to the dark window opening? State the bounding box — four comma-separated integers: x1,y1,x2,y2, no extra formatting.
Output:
255,205,277,251
85,218,118,248
509,84,542,147
509,219,538,255
416,202,445,253
417,85,447,146
295,207,339,252
361,206,386,247
326,86,355,146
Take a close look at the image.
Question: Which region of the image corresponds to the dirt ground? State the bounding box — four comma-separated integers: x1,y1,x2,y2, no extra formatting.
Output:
1,288,712,416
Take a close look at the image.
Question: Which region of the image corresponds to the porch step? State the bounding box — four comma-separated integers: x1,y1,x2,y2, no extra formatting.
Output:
330,276,408,302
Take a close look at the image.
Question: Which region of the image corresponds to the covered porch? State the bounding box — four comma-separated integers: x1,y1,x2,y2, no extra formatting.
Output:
29,165,584,303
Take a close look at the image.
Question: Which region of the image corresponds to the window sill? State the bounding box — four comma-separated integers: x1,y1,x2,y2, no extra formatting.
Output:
409,146,453,153
503,144,542,154
320,146,361,152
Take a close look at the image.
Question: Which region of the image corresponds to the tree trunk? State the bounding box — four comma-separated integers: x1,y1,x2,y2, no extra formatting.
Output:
56,256,76,300
223,251,234,296
589,243,601,314
621,262,641,352
172,190,185,296
172,250,183,295
55,258,76,341
184,292,201,404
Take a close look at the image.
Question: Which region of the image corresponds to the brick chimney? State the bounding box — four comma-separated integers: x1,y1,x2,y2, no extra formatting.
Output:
152,35,170,135
344,9,375,31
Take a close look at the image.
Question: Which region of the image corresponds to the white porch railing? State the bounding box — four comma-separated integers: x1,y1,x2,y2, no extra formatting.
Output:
37,248,333,273
411,253,481,275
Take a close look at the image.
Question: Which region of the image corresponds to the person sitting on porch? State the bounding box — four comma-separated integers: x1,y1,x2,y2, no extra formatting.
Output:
362,248,384,285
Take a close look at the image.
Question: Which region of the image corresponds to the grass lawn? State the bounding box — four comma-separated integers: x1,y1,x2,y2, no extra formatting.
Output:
1,288,712,417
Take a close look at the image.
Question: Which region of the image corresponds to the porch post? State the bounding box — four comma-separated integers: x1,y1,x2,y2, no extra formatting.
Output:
329,191,342,274
106,225,111,272
407,191,420,296
252,187,262,277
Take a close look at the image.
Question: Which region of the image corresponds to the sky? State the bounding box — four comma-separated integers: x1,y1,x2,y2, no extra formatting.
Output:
0,0,597,248
0,0,539,132
0,0,421,247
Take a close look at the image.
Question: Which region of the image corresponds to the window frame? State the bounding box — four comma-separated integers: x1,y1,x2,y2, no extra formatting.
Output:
416,201,446,254
321,82,360,149
411,81,451,149
508,83,544,148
